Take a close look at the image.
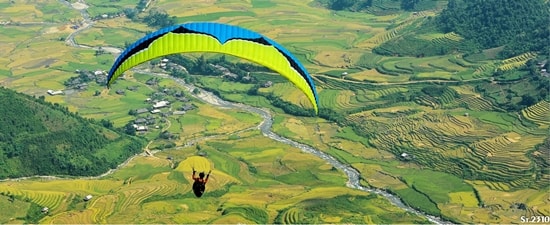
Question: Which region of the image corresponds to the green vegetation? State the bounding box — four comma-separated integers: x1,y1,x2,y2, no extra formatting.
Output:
436,0,550,58
221,206,269,224
365,0,550,59
1,0,549,224
275,194,430,224
0,195,31,224
319,0,444,13
0,87,145,178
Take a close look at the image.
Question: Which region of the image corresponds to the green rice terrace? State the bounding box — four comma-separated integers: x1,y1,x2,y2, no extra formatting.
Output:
0,0,548,224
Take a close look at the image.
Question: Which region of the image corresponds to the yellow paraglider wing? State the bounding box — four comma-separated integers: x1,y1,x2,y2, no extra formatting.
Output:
107,22,319,114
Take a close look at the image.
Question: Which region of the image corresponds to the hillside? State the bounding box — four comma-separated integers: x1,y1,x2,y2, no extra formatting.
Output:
317,0,447,14
436,0,550,58
0,87,145,178
0,0,548,224
369,0,549,58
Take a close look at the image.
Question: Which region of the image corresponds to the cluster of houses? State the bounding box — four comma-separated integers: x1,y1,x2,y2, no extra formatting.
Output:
537,60,549,77
64,69,108,91
211,64,240,80
211,64,261,84
92,12,125,21
129,89,196,132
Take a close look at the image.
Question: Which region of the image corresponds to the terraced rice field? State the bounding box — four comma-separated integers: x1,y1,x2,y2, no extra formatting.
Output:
498,52,537,71
455,95,495,111
522,100,550,126
1,0,548,224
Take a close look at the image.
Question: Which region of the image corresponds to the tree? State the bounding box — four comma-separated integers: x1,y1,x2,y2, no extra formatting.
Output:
328,0,355,10
124,122,136,135
401,0,419,11
100,119,113,129
519,94,536,107
143,10,176,28
94,47,104,56
123,8,138,20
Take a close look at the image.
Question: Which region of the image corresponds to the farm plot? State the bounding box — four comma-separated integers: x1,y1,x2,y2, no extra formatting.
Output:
454,95,495,111
497,52,537,71
317,89,364,111
274,193,428,224
351,106,543,192
521,100,550,126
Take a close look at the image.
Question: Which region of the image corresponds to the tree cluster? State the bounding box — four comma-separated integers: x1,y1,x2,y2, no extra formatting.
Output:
166,54,270,84
324,0,373,11
436,0,550,58
0,87,144,178
322,0,435,12
142,10,176,28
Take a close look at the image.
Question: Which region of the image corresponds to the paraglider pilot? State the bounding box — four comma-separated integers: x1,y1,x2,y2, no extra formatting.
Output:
192,168,211,198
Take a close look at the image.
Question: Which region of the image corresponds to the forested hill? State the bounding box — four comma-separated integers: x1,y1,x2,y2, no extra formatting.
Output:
0,87,145,179
436,0,550,58
318,0,445,13
319,0,549,58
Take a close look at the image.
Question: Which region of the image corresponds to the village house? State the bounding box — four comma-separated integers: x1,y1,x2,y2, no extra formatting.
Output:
262,81,273,88
341,72,348,78
136,126,148,132
180,103,195,111
145,79,158,85
84,195,93,201
145,117,156,125
400,153,412,160
76,83,88,91
47,90,63,95
133,116,155,125
134,118,147,124
177,96,190,102
212,64,239,79
153,100,170,109
94,70,105,76
135,108,149,114
159,58,169,68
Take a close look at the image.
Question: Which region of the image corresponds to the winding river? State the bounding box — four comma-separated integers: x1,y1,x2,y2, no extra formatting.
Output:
47,1,450,224
151,73,449,224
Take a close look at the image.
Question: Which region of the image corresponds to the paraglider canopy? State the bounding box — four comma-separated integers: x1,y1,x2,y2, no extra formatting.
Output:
107,22,319,114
